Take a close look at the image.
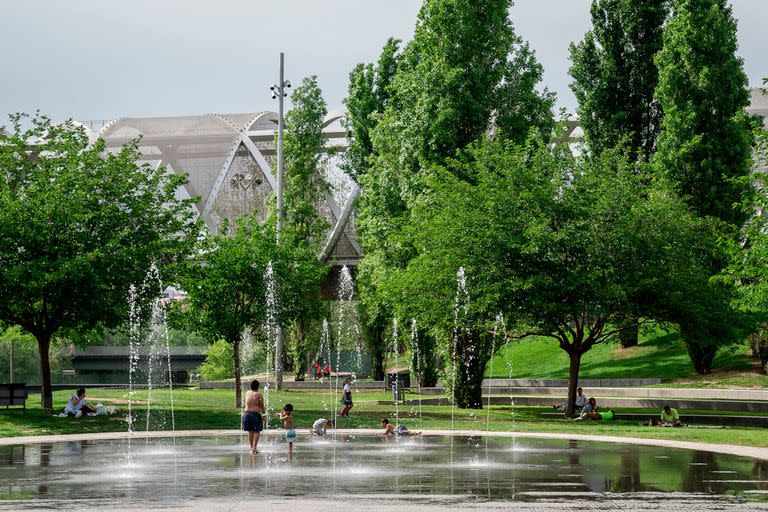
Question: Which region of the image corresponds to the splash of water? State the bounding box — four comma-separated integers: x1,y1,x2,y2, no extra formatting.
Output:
452,266,470,431
125,265,177,460
410,319,423,432
264,261,279,443
392,318,400,428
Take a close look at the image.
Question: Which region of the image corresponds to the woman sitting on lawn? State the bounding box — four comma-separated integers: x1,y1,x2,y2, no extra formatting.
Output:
574,397,614,421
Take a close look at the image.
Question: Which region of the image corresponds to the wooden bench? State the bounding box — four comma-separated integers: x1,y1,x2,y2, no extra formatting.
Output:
0,383,28,412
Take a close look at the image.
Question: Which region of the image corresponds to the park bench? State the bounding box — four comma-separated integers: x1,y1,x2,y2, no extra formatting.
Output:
0,383,28,412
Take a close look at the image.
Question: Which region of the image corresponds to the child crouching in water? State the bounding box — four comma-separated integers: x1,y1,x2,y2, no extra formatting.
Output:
381,418,421,437
278,404,296,459
309,417,335,436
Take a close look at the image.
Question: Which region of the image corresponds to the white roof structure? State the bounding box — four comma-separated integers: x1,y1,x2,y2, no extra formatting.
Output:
94,110,360,266
79,88,767,267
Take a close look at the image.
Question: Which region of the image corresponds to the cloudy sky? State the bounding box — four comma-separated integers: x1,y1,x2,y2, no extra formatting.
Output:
1,0,766,122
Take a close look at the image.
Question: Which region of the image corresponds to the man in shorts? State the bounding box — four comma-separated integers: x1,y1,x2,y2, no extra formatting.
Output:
243,380,265,453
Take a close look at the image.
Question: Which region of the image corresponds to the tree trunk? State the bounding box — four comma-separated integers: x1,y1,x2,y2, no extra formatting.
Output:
686,342,717,374
565,350,582,418
371,325,386,381
454,330,485,409
619,318,639,349
232,335,242,409
35,332,53,410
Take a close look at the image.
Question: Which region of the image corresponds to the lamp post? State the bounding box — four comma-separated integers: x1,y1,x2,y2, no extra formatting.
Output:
270,53,291,390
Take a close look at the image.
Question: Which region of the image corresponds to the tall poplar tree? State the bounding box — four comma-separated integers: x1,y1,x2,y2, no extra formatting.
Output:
281,76,331,379
654,0,755,372
654,0,753,226
344,38,405,381
354,0,555,407
569,0,669,163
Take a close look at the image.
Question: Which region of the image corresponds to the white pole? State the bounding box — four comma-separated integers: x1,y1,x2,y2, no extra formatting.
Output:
275,52,285,390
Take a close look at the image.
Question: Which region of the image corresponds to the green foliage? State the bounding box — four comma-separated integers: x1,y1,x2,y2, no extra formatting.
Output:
0,114,197,407
394,136,737,410
0,326,71,384
351,0,555,398
198,339,235,381
283,75,331,249
569,0,669,162
343,38,402,181
280,76,333,378
719,93,768,313
653,0,754,226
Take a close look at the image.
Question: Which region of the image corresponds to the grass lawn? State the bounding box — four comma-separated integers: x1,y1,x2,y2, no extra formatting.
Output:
2,387,768,449
485,326,768,387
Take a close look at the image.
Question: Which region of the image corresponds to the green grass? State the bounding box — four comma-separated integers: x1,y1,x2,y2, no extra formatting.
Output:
485,327,768,387
2,387,768,449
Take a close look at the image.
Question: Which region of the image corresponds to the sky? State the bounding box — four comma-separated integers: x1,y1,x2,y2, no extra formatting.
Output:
0,0,766,123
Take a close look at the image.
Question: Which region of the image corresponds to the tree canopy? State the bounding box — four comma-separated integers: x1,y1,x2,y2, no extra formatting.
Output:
0,114,197,408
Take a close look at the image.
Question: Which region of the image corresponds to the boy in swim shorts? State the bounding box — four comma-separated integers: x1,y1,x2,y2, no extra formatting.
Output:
278,403,296,459
243,380,265,453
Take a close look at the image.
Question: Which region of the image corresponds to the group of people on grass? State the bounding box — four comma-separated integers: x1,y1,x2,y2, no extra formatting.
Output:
242,379,419,458
555,387,682,426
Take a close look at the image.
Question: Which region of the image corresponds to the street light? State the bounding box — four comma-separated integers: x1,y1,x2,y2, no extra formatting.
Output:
271,52,290,390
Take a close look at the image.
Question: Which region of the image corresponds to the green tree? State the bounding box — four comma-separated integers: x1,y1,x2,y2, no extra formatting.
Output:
281,75,332,379
176,217,277,408
344,38,403,380
354,0,555,398
198,339,235,381
569,0,670,348
398,137,728,412
569,0,669,163
653,0,755,371
654,0,754,226
0,114,197,409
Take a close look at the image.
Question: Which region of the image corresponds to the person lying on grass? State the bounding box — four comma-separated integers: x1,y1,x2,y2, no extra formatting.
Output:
573,397,614,421
381,418,421,437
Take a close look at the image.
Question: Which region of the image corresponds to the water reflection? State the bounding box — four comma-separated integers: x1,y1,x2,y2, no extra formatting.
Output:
0,436,764,509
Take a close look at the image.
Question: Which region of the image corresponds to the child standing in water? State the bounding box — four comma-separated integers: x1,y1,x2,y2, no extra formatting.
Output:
278,403,296,459
243,380,265,453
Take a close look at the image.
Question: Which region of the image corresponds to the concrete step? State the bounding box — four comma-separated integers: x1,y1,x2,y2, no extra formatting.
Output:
401,395,768,412
481,378,670,387
418,386,768,401
540,411,768,428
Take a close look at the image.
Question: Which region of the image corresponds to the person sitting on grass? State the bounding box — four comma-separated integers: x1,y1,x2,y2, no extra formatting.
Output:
659,405,681,427
310,418,335,436
381,418,421,437
554,387,587,415
64,388,96,417
573,397,614,421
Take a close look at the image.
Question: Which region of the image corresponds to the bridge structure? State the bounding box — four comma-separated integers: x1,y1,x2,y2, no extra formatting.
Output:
76,87,768,271
83,109,361,268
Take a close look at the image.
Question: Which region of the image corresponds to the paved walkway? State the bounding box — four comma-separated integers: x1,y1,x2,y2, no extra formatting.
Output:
5,495,768,511
3,428,767,460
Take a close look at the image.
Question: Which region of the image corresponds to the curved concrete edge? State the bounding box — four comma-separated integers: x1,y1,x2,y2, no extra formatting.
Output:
2,428,767,461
